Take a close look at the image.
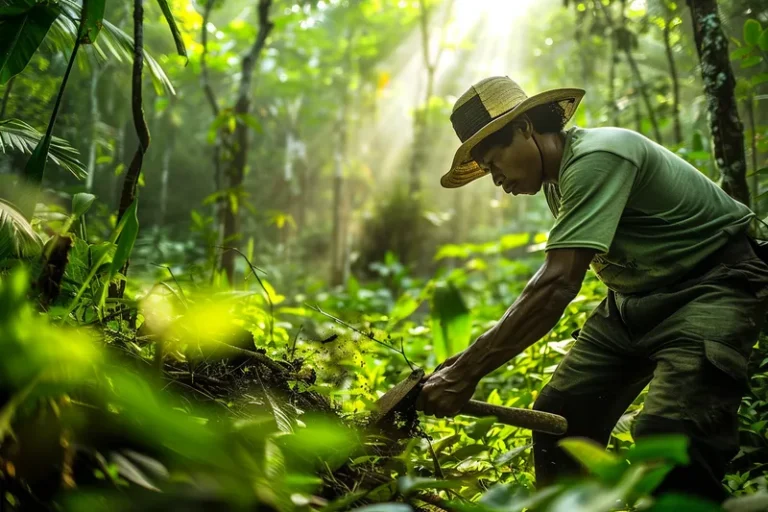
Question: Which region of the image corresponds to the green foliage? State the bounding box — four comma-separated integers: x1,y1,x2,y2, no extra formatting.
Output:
155,0,188,61
0,198,42,265
430,281,471,360
76,0,105,44
0,118,85,178
0,0,60,85
3,0,768,509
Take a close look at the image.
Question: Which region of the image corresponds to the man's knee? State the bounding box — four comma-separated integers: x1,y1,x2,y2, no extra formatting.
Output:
632,413,736,503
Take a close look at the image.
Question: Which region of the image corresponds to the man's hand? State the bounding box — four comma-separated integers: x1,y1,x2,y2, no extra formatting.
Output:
416,354,479,418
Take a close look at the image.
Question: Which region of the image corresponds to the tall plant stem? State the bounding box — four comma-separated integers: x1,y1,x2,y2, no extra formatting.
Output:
0,76,15,119
220,0,274,283
113,0,150,296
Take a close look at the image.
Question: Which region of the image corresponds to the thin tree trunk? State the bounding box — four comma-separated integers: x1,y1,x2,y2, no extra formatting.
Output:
747,93,758,217
200,0,225,273
112,0,150,298
296,159,307,235
0,76,15,119
609,41,620,126
159,129,173,226
623,48,662,142
220,0,274,283
687,0,749,205
596,0,661,140
330,112,346,287
410,0,454,195
663,14,682,145
85,70,102,192
633,91,643,134
200,0,219,117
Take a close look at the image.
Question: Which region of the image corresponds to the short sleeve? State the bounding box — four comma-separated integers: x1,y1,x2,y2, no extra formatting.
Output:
545,152,638,254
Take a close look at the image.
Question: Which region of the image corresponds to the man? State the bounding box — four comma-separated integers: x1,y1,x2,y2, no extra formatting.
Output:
416,76,768,502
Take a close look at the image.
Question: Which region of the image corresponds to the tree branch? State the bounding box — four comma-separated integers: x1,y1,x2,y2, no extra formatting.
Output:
200,0,219,116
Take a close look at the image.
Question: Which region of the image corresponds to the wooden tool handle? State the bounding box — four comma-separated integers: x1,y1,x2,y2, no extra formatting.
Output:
460,400,568,435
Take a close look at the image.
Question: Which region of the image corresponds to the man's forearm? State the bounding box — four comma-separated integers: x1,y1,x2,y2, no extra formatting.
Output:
453,275,578,382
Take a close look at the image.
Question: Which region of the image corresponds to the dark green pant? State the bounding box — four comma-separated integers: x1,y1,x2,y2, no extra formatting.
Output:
532,235,768,503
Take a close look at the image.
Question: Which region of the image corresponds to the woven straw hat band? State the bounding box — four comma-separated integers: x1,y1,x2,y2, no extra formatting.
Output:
450,77,528,143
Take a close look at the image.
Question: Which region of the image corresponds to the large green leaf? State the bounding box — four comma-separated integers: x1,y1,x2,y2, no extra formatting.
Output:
155,0,188,61
626,434,689,466
744,19,762,46
94,199,139,311
63,201,138,317
649,493,724,511
0,0,60,85
76,0,105,44
386,291,421,330
108,199,139,277
760,28,768,52
0,118,86,179
0,0,42,16
430,282,471,361
0,198,42,264
558,437,628,482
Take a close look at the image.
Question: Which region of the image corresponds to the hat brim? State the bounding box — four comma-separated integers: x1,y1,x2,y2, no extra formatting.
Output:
440,88,585,189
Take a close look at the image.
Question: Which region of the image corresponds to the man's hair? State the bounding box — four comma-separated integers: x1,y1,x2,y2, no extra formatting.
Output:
469,102,567,164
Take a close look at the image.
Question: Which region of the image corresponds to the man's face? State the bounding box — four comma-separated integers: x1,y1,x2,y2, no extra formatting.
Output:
479,130,543,196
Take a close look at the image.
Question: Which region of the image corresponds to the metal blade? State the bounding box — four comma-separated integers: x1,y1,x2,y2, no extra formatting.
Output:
370,368,424,424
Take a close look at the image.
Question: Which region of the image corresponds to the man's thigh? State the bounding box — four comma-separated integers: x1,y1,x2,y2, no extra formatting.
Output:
639,274,765,425
548,292,653,396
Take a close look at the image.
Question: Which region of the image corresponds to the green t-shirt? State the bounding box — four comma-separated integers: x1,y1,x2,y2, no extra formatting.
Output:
544,126,754,294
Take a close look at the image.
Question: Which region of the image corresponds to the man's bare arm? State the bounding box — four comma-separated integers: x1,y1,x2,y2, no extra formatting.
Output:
452,247,596,382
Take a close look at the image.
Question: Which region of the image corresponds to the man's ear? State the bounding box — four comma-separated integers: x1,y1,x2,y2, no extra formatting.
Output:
520,116,533,139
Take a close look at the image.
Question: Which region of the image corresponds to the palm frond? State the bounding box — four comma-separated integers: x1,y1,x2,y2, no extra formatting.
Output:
0,198,42,263
0,118,86,179
46,0,175,95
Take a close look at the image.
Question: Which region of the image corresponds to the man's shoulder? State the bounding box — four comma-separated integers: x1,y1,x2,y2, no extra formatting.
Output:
569,126,647,158
559,126,651,177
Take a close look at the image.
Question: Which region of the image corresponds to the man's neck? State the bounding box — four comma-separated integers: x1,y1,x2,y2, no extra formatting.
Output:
536,130,568,184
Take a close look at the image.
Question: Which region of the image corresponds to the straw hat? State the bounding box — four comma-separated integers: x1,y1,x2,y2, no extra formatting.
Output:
441,76,585,189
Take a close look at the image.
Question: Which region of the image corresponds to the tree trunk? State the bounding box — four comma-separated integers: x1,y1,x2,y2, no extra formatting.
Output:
663,13,683,145
609,43,620,126
85,70,102,192
220,0,274,284
687,0,749,205
158,128,173,226
409,0,454,196
622,47,662,142
199,0,224,272
111,0,149,298
330,112,345,287
595,0,661,139
633,91,643,134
